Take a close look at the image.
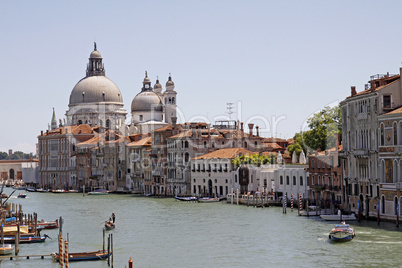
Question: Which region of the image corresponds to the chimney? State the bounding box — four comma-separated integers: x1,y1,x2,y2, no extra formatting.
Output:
335,133,340,150
46,130,49,135
240,122,244,132
207,124,211,138
234,121,237,130
351,86,357,97
171,117,177,128
41,130,43,136
248,123,254,137
256,126,259,137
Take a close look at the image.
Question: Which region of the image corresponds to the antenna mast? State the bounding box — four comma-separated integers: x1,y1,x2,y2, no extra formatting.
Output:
227,102,234,119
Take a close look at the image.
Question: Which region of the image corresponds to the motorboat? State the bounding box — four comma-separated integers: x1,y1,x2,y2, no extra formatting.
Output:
17,193,27,198
320,211,357,221
174,196,198,202
198,197,220,203
329,222,355,242
88,189,109,195
0,244,13,255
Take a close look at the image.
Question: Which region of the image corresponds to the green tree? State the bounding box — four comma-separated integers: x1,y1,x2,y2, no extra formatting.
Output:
287,132,306,157
0,152,7,160
232,154,277,167
302,105,341,152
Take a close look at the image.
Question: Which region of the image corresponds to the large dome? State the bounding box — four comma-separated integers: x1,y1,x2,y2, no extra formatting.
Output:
69,76,123,105
131,91,163,112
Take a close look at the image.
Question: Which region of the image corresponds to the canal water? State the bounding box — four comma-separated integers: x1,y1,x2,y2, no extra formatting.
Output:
2,188,402,268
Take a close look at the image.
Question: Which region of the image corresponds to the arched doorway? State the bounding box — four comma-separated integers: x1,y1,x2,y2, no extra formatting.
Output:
394,196,398,215
381,195,385,214
208,179,213,197
9,169,15,180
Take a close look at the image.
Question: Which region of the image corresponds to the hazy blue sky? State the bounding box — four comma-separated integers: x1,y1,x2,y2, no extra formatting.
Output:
1,0,402,154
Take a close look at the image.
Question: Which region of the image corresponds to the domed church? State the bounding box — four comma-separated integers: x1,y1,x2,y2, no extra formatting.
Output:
130,71,177,134
66,43,127,130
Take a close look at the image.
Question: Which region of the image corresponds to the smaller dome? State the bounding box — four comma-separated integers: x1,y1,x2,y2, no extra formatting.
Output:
131,91,163,112
90,50,102,59
154,78,162,93
166,79,174,87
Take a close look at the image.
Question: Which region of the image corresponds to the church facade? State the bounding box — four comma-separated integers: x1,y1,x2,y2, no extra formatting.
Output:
37,44,178,190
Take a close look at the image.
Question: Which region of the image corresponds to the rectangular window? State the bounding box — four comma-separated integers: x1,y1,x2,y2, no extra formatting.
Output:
383,95,391,108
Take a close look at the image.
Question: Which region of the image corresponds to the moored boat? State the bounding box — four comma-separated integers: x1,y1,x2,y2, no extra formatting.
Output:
88,189,109,195
198,197,220,203
320,211,357,221
37,219,59,229
0,244,13,255
3,235,49,244
329,222,355,242
51,249,111,262
174,196,198,202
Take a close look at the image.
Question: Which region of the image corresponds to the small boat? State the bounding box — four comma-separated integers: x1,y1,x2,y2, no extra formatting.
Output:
329,222,355,242
174,196,198,202
68,189,79,193
37,219,59,229
26,188,36,192
3,235,49,244
198,197,220,203
51,249,111,262
52,189,67,193
0,244,13,255
105,221,115,230
320,211,357,221
36,188,47,193
17,193,27,198
88,189,109,195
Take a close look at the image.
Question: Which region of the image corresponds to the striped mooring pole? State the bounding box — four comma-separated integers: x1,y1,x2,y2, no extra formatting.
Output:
59,234,64,267
291,194,293,212
299,194,302,215
64,239,69,268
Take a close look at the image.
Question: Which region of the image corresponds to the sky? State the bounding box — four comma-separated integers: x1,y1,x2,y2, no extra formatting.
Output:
1,0,402,154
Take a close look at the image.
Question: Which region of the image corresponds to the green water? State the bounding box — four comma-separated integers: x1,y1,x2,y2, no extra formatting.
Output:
1,188,401,268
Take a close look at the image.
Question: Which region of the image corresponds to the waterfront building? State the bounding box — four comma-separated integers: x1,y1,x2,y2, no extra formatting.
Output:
37,124,94,189
274,163,308,201
340,70,402,217
0,158,38,184
126,133,152,193
307,143,344,208
191,148,253,197
377,108,402,220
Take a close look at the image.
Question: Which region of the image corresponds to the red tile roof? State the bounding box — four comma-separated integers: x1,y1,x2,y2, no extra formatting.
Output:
193,148,253,160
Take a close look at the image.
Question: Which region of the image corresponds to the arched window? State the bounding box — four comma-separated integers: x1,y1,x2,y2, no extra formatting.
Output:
286,176,289,185
380,124,385,146
204,141,207,148
244,141,247,148
184,153,189,163
280,176,283,185
78,120,82,125
232,141,235,147
212,142,215,148
254,141,257,147
300,176,303,186
106,119,111,129
293,176,296,185
172,97,175,104
185,141,189,148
